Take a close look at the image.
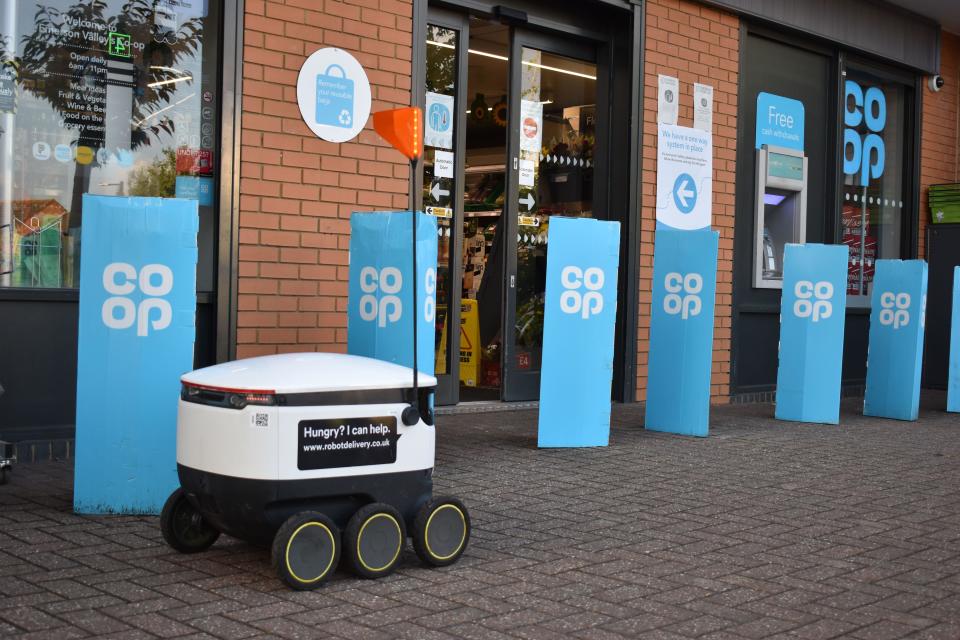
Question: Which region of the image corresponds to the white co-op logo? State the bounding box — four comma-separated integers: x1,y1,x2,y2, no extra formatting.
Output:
879,292,910,329
664,272,702,319
793,280,833,322
359,266,436,327
101,263,173,336
359,266,402,327
560,266,604,319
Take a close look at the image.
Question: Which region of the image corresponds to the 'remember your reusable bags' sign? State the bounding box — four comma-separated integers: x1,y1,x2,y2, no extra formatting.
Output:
74,195,198,514
949,267,960,413
348,212,438,375
538,217,620,447
775,244,849,424
645,228,719,437
296,48,371,143
864,259,928,421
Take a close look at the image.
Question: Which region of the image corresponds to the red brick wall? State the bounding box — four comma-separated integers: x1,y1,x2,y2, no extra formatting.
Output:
236,0,413,358
919,30,960,258
636,0,739,403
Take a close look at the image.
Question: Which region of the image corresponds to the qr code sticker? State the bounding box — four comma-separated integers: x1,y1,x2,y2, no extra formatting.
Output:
252,413,269,428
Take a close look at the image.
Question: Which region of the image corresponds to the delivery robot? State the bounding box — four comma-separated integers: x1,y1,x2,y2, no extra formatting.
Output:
161,352,470,589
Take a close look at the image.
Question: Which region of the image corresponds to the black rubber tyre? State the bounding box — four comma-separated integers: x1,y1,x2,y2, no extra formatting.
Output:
272,511,340,590
160,488,220,554
412,496,470,567
343,503,406,579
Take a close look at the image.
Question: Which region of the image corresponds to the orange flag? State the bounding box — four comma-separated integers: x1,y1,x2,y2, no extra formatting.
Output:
373,107,422,161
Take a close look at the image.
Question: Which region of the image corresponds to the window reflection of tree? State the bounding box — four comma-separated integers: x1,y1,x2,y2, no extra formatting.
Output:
17,0,204,229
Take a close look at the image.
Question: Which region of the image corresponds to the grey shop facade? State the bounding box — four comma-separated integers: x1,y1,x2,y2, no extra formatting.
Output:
0,0,956,448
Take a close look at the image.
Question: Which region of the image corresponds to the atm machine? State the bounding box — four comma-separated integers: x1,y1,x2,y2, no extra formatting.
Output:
753,144,808,288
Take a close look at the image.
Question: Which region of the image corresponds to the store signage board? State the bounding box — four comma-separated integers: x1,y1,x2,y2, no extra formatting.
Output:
775,244,849,424
656,123,712,230
74,195,199,514
425,92,454,149
658,74,679,125
864,259,928,421
347,212,438,375
296,48,371,143
949,267,960,412
756,92,804,151
538,217,620,447
645,228,719,437
693,83,713,132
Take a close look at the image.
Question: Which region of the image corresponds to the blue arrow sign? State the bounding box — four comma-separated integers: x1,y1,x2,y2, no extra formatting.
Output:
673,173,697,214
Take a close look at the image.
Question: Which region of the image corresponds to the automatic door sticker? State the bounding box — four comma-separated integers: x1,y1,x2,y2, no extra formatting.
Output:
298,416,399,470
315,64,354,129
297,48,371,144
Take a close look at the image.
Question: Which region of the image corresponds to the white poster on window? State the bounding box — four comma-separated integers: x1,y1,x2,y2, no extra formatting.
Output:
519,159,535,187
693,83,713,132
425,92,454,149
656,123,712,230
658,74,679,125
519,100,543,153
434,150,454,178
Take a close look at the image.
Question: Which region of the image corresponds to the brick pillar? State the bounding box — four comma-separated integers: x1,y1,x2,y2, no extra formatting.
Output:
919,31,960,259
637,0,739,404
236,0,414,358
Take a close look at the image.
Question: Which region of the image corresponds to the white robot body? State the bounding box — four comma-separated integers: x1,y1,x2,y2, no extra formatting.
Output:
176,352,437,543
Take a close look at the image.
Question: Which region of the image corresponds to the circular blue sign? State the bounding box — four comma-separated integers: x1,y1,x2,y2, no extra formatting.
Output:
672,173,697,214
428,103,451,132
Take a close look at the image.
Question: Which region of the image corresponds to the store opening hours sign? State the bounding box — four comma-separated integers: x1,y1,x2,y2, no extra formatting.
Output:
656,124,712,230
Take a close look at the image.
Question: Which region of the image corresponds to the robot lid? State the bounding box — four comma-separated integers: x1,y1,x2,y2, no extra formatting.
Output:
181,352,437,395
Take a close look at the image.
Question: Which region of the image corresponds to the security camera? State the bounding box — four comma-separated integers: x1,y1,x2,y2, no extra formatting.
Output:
928,75,944,92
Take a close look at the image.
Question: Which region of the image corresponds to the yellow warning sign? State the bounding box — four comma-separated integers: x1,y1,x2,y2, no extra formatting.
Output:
435,304,447,375
459,299,480,387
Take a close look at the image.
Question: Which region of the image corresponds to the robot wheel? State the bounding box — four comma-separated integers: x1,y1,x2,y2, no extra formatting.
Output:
412,496,471,567
272,511,340,590
160,488,221,554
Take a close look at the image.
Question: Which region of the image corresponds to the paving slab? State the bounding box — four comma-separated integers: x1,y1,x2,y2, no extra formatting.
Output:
1,394,959,638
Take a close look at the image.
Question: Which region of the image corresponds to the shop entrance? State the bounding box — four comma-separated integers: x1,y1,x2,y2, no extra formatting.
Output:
421,11,602,404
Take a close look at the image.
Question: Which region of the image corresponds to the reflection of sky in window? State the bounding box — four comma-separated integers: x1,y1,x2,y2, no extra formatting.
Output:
6,0,207,207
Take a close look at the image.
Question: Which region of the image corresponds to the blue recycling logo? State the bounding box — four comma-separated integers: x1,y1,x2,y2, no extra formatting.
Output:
672,173,697,214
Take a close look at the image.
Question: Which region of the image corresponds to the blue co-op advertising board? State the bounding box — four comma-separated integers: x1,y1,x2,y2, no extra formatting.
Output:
538,217,621,448
645,228,719,437
864,259,928,421
775,244,848,424
949,267,960,413
348,212,437,375
74,195,198,514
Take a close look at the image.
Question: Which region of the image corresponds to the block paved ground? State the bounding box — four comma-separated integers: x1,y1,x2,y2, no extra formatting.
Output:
2,395,960,639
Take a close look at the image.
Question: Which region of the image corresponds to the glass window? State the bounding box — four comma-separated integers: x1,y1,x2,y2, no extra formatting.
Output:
0,0,221,290
840,67,910,298
423,24,458,376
